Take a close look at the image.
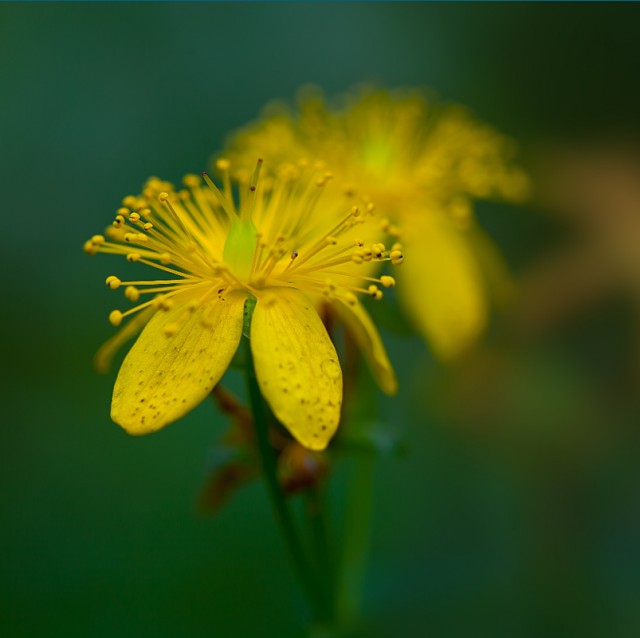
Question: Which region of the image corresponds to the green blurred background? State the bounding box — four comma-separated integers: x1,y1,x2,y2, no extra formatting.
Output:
3,3,640,637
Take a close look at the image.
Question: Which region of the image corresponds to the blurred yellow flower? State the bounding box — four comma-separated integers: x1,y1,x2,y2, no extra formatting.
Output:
84,161,400,450
223,87,529,359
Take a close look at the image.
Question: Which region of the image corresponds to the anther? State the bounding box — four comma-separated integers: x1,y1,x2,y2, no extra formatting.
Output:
368,285,383,301
83,240,97,255
216,158,230,171
109,310,123,327
390,249,404,265
156,297,174,311
125,286,140,302
91,235,105,245
129,212,141,223
182,174,201,188
117,207,130,217
126,253,141,262
344,292,358,306
106,276,121,289
143,222,153,231
158,192,169,203
380,276,396,288
113,215,124,228
163,323,179,337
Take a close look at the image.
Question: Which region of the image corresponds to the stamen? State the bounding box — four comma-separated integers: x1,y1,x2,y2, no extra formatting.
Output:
201,172,237,221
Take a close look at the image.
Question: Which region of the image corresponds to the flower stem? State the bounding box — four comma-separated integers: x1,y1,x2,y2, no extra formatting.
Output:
242,337,327,624
305,484,335,621
336,453,375,628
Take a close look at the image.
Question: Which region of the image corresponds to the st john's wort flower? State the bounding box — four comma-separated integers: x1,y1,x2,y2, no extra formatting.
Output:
223,86,529,359
84,161,401,450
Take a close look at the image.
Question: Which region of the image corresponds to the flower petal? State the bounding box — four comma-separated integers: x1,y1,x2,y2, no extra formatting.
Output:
398,214,487,360
111,291,247,435
250,288,342,451
334,299,397,395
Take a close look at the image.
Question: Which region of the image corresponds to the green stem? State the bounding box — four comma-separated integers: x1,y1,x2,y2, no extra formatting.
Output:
242,338,326,623
305,485,335,621
336,453,375,628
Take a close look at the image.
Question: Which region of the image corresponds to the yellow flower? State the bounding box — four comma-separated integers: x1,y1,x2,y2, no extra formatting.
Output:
223,87,530,359
84,161,400,450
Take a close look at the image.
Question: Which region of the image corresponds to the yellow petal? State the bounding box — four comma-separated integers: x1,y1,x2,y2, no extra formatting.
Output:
333,299,397,395
111,291,246,435
250,288,342,451
398,214,487,360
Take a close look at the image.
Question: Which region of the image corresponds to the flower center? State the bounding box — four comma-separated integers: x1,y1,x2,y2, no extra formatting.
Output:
223,218,258,282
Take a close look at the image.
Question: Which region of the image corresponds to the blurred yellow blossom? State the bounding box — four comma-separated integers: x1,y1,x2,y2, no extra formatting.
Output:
223,87,529,358
84,161,400,450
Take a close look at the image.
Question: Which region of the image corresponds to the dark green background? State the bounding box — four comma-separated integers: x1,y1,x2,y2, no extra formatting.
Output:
3,3,640,637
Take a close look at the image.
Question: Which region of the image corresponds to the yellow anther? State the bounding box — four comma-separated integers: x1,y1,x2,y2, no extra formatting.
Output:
390,249,404,265
392,242,403,252
372,243,386,258
136,233,148,243
368,285,383,301
91,235,105,245
326,236,338,245
117,207,130,217
354,238,364,247
129,212,141,223
126,253,141,262
163,323,179,337
216,158,231,171
380,218,391,231
113,215,124,228
344,292,358,306
367,202,375,213
106,276,121,289
143,222,153,231
122,196,137,208
182,174,201,188
351,206,361,218
125,286,140,302
156,297,174,311
124,233,136,242
351,253,364,264
380,276,396,288
83,240,97,255
158,192,169,202
109,310,123,327
160,253,171,265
